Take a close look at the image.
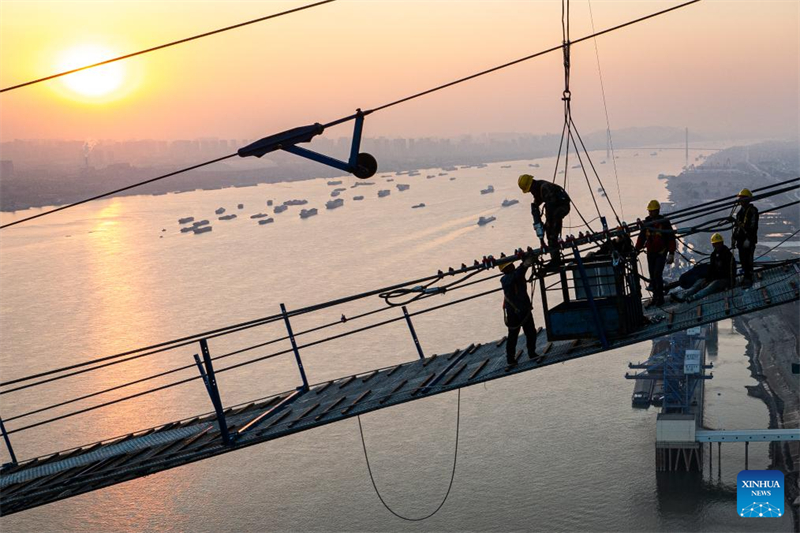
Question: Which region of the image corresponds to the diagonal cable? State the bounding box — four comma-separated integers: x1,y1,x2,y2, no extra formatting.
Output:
0,0,338,93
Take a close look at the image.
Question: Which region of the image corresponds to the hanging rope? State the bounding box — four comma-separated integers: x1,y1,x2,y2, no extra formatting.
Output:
550,0,624,232
0,0,703,231
587,0,624,220
357,389,460,521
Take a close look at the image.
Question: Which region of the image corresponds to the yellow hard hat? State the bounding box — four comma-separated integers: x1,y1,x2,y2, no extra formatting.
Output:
647,199,660,211
518,174,534,194
738,188,753,198
498,260,515,271
710,233,724,244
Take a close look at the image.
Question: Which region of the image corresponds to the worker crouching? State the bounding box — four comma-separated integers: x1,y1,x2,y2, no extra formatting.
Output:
635,200,675,307
499,258,539,367
671,233,736,303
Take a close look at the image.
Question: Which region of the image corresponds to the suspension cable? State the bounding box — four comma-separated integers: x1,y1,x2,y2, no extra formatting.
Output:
3,273,498,418
569,117,621,224
4,287,501,434
0,0,703,231
5,181,794,398
0,267,481,388
5,195,798,431
0,0,338,93
756,228,800,260
587,0,624,220
0,154,237,229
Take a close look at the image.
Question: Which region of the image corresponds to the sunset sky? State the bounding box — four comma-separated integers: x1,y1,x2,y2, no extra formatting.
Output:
0,0,797,143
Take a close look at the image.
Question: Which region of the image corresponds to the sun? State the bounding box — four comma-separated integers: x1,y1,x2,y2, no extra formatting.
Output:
57,45,125,99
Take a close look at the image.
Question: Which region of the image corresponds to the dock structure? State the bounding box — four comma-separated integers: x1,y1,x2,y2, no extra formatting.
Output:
627,325,713,472
0,261,797,515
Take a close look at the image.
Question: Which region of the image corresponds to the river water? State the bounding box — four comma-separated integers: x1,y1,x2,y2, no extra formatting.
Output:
0,149,792,531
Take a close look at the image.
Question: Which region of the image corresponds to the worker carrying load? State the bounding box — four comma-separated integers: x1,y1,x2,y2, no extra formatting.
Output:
635,200,676,307
732,188,759,286
499,257,540,368
518,174,571,264
671,233,736,303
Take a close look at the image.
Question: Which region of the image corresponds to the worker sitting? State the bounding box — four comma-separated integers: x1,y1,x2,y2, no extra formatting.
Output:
518,174,571,265
733,188,759,286
499,257,540,367
635,200,675,307
671,233,736,303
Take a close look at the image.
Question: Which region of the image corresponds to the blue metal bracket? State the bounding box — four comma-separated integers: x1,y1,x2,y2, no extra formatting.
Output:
571,245,610,349
0,417,17,466
238,109,377,179
193,339,233,445
402,305,425,359
280,303,310,392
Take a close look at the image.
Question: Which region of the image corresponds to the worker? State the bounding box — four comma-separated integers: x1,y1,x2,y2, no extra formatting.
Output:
732,188,758,286
499,257,539,367
518,174,571,252
635,200,675,307
671,233,736,303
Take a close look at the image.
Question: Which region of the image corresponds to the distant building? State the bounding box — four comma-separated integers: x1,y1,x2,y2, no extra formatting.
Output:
0,160,13,178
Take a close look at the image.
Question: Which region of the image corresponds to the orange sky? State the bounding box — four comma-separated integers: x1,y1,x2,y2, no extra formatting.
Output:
0,0,797,142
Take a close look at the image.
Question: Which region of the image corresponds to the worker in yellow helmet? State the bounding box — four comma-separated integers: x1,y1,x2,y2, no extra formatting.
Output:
498,256,540,368
634,199,675,307
671,233,736,303
733,188,758,285
518,174,571,262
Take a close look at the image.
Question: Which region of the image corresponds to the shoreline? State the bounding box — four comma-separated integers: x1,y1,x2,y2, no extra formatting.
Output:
664,140,799,529
735,306,800,531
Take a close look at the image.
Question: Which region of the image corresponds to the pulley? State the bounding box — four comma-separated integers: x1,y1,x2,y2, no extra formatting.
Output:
238,109,377,179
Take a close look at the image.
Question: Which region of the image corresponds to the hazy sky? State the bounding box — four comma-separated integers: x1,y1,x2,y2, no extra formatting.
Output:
0,0,797,143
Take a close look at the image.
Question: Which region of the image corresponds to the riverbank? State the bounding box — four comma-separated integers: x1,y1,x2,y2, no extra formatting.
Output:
736,302,800,531
665,140,799,528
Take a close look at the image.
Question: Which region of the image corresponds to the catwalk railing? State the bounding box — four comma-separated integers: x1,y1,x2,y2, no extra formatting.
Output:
0,178,798,471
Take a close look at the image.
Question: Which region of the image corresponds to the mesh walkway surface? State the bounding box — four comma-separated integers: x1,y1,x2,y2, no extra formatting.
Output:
1,262,797,515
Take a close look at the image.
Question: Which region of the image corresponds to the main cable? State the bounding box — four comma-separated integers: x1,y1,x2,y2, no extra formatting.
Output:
3,271,500,417
0,153,237,229
8,174,787,391
0,267,477,387
0,0,338,93
0,0,702,231
5,286,500,434
756,228,800,260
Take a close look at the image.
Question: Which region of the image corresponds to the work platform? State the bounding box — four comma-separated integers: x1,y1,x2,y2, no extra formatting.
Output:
1,262,798,515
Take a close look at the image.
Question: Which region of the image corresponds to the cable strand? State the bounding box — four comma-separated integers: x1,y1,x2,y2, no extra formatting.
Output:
357,389,460,522
0,0,338,93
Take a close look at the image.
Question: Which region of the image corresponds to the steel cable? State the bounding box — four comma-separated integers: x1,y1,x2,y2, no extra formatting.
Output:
357,389,460,522
4,287,501,434
0,0,703,231
0,0,338,93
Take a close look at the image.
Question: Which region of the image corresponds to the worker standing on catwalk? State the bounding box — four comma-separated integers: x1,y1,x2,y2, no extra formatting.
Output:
518,175,571,264
499,257,539,368
635,200,676,307
732,188,759,286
